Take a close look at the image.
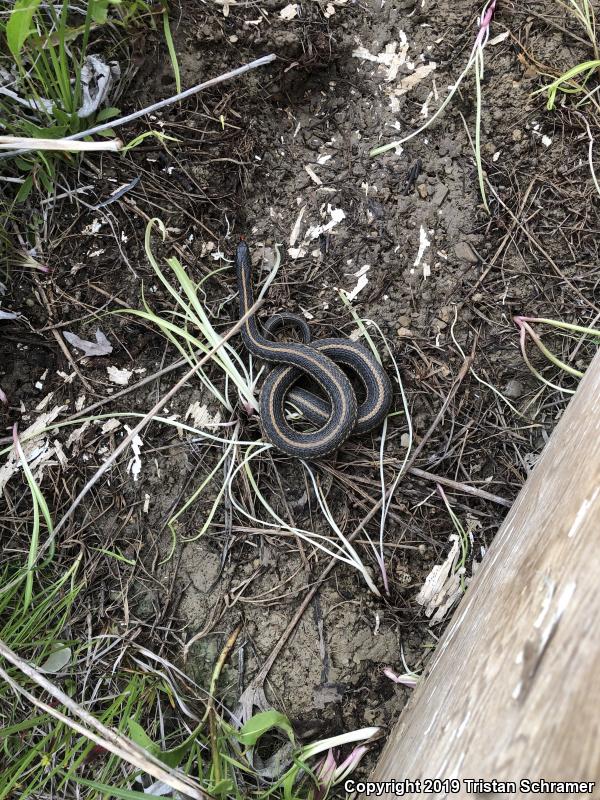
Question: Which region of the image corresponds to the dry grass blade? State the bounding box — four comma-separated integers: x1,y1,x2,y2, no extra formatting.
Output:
0,136,122,151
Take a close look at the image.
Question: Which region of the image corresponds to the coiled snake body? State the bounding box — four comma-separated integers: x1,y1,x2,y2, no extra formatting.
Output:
236,240,392,459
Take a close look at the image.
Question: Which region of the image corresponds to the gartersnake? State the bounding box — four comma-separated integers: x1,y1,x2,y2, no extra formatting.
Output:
236,240,392,459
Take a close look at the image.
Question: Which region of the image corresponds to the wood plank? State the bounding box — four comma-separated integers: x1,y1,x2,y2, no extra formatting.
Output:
363,350,600,799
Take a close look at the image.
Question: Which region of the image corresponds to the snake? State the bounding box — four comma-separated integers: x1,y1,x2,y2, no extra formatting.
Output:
236,240,393,459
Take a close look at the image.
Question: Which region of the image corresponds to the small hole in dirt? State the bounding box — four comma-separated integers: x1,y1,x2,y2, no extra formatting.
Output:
254,732,286,762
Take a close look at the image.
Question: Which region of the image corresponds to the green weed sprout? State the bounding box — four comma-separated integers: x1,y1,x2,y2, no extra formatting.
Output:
537,61,600,112
11,424,55,609
514,316,600,394
104,636,378,799
532,3,599,196
534,60,600,198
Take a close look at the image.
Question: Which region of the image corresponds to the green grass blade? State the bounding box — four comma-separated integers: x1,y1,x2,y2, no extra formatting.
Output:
162,8,181,94
6,0,43,61
57,773,149,799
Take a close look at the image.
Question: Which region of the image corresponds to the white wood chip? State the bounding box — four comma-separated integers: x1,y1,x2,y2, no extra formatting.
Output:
416,536,465,622
185,402,222,431
489,31,510,45
107,366,133,385
125,425,143,481
100,418,121,434
414,225,431,269
289,205,306,247
0,405,67,491
280,3,299,19
304,164,322,185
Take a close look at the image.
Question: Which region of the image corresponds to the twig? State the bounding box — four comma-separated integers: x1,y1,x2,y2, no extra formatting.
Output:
0,351,190,447
40,184,95,207
407,467,512,508
486,180,600,313
36,283,94,393
575,110,600,198
70,353,187,418
396,338,478,484
455,178,537,308
507,8,593,50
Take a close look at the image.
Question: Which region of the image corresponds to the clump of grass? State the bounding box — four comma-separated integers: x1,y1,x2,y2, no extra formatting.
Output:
11,424,55,609
121,218,260,414
0,565,79,799
1,0,179,202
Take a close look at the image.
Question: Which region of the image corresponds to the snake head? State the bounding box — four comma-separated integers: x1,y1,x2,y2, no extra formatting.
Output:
236,239,251,270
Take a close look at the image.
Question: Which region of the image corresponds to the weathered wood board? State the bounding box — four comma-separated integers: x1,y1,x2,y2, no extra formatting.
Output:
363,350,600,799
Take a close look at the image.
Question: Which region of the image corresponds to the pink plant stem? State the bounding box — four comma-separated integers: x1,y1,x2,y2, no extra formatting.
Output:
374,552,389,595
383,667,418,688
334,745,369,780
437,482,450,505
514,316,542,363
474,0,497,50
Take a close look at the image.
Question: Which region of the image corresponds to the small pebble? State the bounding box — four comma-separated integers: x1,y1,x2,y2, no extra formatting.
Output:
504,379,524,399
454,241,478,264
432,184,449,206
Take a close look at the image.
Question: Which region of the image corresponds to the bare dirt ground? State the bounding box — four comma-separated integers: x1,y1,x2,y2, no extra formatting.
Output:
2,0,599,781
